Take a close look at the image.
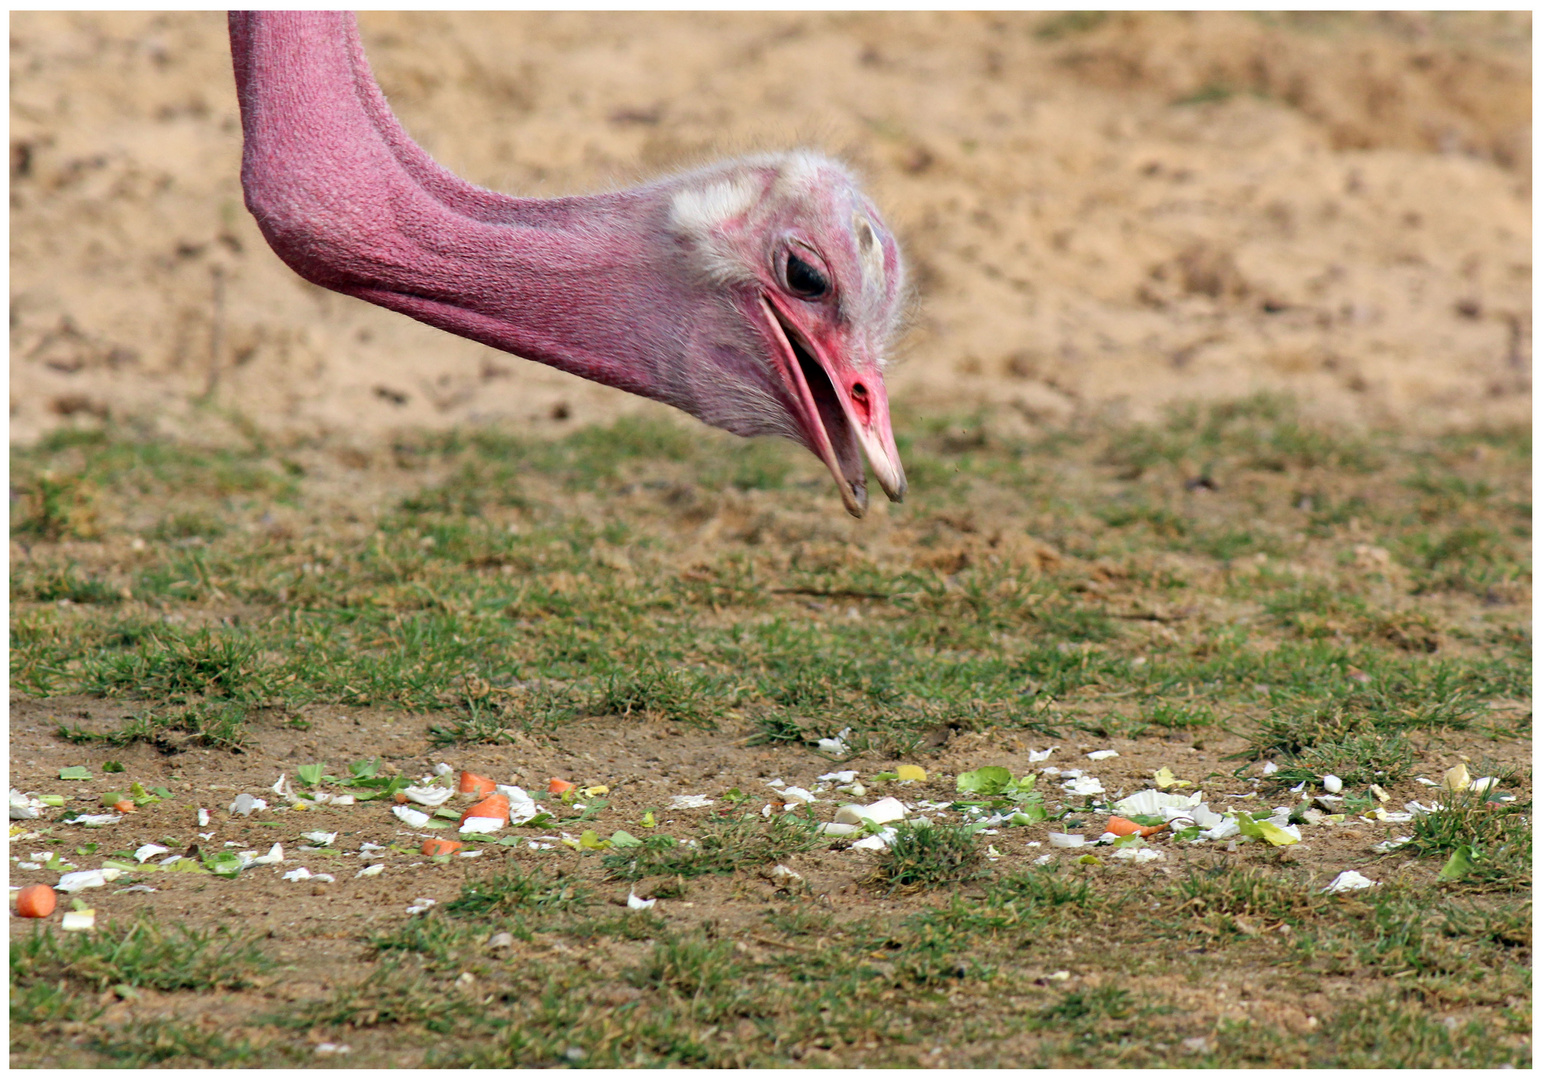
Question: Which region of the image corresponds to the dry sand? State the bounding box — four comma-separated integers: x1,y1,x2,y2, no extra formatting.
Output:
10,11,1531,448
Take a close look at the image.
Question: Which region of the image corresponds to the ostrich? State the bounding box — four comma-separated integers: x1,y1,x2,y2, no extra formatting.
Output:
228,11,907,517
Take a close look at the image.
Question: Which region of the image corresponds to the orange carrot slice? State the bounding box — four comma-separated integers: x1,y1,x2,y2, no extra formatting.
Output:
112,800,136,813
460,793,510,824
15,884,56,918
548,778,575,795
422,838,464,856
458,771,496,796
1106,815,1167,838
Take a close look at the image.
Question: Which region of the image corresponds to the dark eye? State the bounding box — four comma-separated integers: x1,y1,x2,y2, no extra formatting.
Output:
785,252,829,299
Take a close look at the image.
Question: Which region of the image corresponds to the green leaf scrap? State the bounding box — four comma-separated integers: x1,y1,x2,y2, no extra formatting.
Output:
957,766,1013,795
203,851,244,878
1437,844,1477,881
1234,814,1299,846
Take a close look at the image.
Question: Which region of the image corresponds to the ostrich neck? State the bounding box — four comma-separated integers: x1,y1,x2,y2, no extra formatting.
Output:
229,11,688,405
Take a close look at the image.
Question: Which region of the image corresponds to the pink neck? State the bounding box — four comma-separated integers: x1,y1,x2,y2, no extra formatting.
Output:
229,11,692,405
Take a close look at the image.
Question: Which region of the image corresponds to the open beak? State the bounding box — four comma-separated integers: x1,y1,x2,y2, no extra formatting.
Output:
759,295,907,518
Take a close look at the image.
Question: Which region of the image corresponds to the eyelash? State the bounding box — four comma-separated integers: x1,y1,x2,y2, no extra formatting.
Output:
785,252,829,299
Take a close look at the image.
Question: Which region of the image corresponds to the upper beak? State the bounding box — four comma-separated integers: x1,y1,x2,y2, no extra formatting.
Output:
843,376,907,504
759,296,906,517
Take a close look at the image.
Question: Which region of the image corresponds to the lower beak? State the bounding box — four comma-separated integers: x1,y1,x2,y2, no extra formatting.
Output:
759,296,906,518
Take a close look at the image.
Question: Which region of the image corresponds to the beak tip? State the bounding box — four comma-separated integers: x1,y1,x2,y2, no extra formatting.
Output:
843,479,869,518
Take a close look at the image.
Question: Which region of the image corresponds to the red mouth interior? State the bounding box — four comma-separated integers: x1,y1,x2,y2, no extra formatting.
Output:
772,307,863,488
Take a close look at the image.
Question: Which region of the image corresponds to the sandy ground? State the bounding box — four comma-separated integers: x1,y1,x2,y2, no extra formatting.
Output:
9,11,1532,450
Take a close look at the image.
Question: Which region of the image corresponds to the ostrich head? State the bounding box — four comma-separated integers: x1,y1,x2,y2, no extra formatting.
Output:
665,152,907,516
229,13,908,517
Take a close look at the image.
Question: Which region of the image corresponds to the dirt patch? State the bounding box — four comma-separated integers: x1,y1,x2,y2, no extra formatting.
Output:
10,689,1531,1066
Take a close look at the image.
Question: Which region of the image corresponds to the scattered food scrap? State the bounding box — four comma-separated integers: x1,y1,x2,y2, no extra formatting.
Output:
15,884,56,918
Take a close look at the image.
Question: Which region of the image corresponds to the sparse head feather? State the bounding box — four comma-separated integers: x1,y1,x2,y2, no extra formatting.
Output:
667,175,759,258
852,213,886,301
668,153,900,308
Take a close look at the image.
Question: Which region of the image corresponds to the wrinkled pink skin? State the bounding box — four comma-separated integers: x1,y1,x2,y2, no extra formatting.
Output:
228,11,906,516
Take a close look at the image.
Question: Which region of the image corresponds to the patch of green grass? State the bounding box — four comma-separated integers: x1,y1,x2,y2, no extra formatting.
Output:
368,914,496,965
987,865,1099,910
1241,705,1358,758
747,712,808,746
9,980,103,1026
145,511,227,542
1438,900,1531,949
1145,701,1216,730
11,916,274,993
1035,982,1138,1025
1174,83,1236,106
1291,889,1531,1007
12,402,1525,761
1311,993,1530,1068
269,959,478,1034
628,934,744,1003
11,473,101,540
1304,492,1372,536
1399,783,1531,890
426,700,526,746
564,910,670,942
866,820,986,895
763,904,835,938
439,960,727,1067
1400,523,1523,596
601,811,822,882
444,866,594,918
1034,10,1107,39
1242,670,1489,760
11,562,123,605
1100,393,1380,478
1096,500,1190,539
1033,603,1117,642
11,428,298,546
57,701,251,752
1267,731,1415,789
1176,865,1328,932
83,1019,263,1067
426,681,584,746
81,627,277,703
592,663,723,729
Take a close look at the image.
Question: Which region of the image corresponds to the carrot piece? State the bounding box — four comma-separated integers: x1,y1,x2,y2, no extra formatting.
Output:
548,778,575,795
460,793,510,824
15,884,56,918
1106,815,1167,838
458,771,496,796
111,800,136,813
422,838,464,856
